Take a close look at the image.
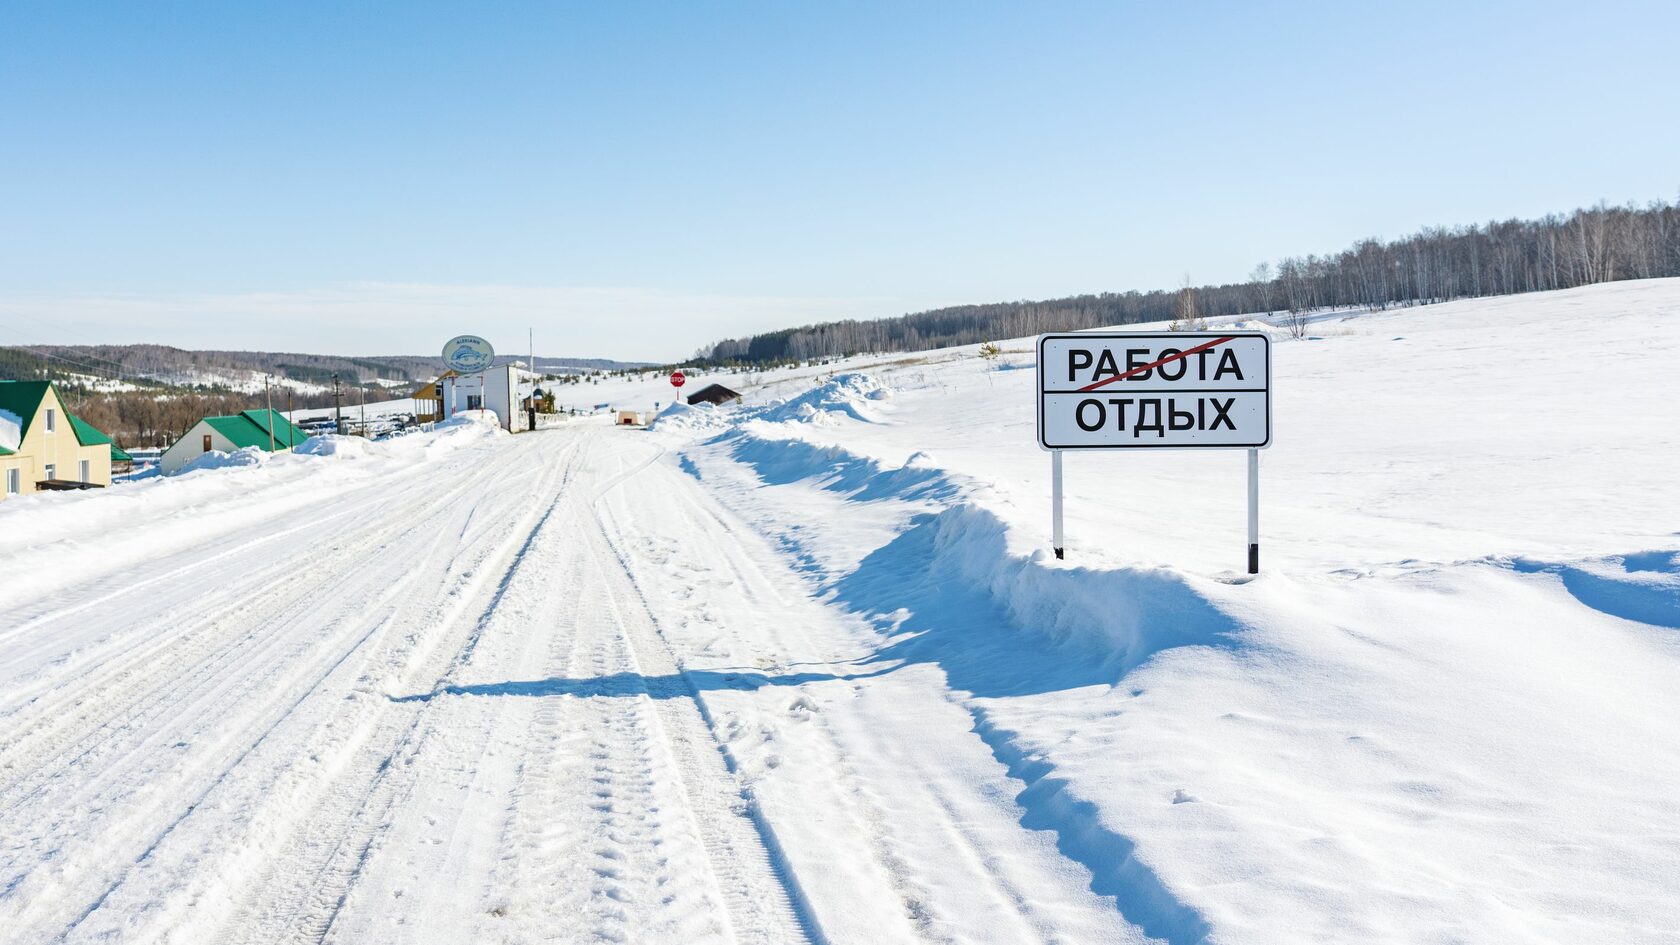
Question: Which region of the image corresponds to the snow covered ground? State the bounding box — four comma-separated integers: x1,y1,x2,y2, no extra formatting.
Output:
2,279,1677,944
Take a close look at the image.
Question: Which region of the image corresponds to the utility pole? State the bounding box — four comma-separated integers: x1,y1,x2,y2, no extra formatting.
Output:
333,374,344,435
265,376,276,452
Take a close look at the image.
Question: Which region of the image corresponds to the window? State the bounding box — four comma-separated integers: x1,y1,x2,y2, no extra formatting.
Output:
79,460,90,483
44,463,56,481
45,408,56,433
5,468,18,495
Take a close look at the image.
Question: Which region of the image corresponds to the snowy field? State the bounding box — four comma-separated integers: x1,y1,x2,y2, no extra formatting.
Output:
1,279,1677,944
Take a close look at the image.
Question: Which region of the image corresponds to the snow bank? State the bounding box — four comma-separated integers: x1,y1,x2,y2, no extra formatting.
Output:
662,278,1680,943
174,446,268,475
646,400,728,433
0,413,511,616
295,434,370,459
755,373,891,426
848,502,1239,671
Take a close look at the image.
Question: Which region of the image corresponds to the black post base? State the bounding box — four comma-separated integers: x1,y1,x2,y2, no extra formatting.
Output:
1248,543,1259,575
1054,547,1064,560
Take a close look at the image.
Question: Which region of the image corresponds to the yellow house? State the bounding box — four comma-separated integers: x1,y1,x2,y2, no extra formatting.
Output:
0,381,118,502
412,371,457,423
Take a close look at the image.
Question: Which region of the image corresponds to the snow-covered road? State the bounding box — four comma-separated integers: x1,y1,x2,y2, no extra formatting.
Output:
7,281,1679,945
1,422,1142,945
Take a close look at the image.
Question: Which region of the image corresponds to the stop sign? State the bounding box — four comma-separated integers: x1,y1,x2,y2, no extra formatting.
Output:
670,371,686,388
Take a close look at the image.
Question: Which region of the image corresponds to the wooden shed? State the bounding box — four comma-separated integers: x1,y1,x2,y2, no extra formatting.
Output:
685,384,743,407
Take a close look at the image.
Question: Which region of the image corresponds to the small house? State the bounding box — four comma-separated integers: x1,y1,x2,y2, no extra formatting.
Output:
161,409,311,475
412,370,457,423
686,383,743,407
0,381,120,501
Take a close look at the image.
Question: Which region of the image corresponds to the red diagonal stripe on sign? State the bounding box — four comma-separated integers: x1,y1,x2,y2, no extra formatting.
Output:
1074,335,1236,392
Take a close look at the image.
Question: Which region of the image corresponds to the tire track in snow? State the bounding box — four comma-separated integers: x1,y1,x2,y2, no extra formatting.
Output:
587,444,825,945
0,442,540,824
0,436,537,788
595,440,1149,944
13,435,577,944
217,439,585,945
433,434,808,945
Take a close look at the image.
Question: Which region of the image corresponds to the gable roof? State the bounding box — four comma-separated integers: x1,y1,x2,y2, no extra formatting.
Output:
110,444,133,463
0,381,52,443
686,383,743,405
200,409,311,452
67,412,112,447
0,380,123,454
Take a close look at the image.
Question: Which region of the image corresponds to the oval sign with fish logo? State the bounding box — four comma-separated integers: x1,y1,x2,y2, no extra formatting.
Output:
442,334,496,373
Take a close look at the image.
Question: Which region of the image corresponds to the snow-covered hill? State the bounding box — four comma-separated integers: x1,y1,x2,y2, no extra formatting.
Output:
643,277,1680,942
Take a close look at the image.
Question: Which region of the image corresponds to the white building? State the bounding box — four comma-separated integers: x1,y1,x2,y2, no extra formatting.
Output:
443,365,536,432
160,409,311,474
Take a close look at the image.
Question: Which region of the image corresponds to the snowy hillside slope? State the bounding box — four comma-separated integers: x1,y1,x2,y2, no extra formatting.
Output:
651,278,1680,943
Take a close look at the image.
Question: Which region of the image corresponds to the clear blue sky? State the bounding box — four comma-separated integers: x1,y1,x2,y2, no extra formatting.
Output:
2,0,1676,361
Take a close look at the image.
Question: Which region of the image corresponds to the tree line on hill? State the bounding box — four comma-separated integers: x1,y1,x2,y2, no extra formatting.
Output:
695,195,1680,365
0,346,387,447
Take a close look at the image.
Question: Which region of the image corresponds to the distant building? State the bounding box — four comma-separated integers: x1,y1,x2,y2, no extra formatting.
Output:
0,381,120,501
615,409,645,426
412,370,457,424
686,383,743,407
160,409,311,475
435,365,533,432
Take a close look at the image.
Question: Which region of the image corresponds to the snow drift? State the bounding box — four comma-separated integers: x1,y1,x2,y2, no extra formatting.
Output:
656,278,1680,944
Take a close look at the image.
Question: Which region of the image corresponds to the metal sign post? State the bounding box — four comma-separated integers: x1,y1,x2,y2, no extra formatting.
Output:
1248,447,1259,573
1051,449,1065,559
1036,331,1273,573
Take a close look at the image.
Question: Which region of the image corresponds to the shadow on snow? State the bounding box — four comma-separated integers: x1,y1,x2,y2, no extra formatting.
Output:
1511,550,1680,629
389,666,892,703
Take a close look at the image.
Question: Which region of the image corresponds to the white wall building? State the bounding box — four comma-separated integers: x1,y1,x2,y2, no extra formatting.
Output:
443,365,536,432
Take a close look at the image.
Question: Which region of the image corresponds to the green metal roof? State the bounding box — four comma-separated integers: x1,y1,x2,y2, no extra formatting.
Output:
0,380,123,455
201,409,311,452
0,380,52,443
110,444,133,463
67,412,112,447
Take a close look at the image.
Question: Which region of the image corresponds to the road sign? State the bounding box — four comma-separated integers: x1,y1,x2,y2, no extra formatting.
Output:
1037,332,1270,450
670,371,686,388
1036,330,1273,572
443,335,496,374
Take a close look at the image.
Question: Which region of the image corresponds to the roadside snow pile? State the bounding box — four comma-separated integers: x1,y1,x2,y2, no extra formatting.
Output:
0,412,513,616
847,502,1236,670
296,434,370,459
647,400,729,433
0,408,21,451
755,372,891,426
174,446,268,475
664,278,1680,943
726,437,962,506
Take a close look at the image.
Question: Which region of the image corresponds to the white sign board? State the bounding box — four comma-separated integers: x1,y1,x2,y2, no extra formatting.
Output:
1037,331,1271,450
442,334,496,374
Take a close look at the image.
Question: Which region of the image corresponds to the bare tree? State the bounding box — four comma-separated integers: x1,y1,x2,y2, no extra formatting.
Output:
1171,273,1204,330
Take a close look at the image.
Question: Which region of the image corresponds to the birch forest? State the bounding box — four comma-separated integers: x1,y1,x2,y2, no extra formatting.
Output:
697,196,1680,365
